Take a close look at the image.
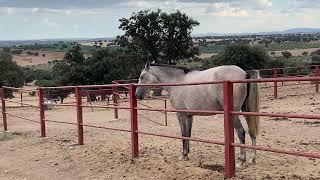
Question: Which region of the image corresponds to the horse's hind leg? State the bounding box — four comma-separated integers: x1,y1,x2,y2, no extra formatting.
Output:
234,115,246,167
249,134,257,164
177,113,193,160
185,115,193,155
245,118,257,164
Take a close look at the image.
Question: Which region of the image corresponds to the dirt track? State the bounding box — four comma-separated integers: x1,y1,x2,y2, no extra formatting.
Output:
0,82,320,180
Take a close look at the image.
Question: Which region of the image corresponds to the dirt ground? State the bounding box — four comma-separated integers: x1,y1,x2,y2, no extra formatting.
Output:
13,51,64,66
0,82,320,180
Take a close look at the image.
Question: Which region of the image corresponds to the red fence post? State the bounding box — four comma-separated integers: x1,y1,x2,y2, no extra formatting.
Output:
76,86,84,145
274,67,278,98
223,81,235,178
164,99,168,126
38,88,46,137
316,65,320,93
1,88,8,131
129,84,139,158
112,83,119,119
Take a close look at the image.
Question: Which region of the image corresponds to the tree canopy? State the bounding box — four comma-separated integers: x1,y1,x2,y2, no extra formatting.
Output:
203,44,270,70
311,49,320,64
51,45,144,86
0,51,24,88
117,9,200,64
281,51,292,58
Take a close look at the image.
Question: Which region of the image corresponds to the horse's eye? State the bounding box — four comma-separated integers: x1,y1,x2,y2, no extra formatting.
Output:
140,76,144,80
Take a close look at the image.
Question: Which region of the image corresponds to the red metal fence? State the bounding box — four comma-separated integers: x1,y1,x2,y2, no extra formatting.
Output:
259,65,320,98
1,76,320,178
113,80,168,126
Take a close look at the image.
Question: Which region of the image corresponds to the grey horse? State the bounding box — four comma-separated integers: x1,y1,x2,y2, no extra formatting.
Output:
136,62,260,167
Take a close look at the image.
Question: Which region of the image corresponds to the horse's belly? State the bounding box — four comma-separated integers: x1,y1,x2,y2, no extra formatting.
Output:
184,96,222,116
192,112,217,116
171,84,223,116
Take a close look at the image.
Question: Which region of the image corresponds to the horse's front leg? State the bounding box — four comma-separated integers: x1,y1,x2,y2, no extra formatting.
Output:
177,113,193,160
234,116,246,167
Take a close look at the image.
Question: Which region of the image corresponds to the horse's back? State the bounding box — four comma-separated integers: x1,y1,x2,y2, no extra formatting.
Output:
175,65,247,113
186,65,246,81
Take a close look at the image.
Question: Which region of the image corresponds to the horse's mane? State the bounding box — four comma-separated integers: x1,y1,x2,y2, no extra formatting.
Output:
150,63,193,74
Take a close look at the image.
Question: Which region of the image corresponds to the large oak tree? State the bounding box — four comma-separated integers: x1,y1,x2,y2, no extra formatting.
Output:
117,9,200,64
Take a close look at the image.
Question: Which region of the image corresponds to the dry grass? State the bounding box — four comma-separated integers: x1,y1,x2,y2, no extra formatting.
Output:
13,51,65,66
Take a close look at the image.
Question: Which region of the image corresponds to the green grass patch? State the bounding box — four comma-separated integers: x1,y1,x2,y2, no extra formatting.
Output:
0,133,14,141
199,42,320,54
267,42,320,51
199,44,225,54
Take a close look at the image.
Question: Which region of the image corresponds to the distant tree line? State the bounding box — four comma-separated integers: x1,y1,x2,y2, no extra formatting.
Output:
202,44,270,70
195,33,320,47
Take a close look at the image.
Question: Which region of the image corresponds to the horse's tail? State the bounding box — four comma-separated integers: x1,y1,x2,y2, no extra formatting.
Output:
242,70,260,137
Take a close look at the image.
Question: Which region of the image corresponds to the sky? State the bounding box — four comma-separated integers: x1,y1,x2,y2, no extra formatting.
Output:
0,0,320,40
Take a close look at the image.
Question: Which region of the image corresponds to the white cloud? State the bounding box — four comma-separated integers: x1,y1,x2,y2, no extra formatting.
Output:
121,1,249,17
0,7,16,15
23,17,29,23
65,10,72,15
206,3,249,17
250,0,272,8
3,7,110,16
123,0,177,9
213,8,248,17
42,17,57,27
7,7,15,14
73,24,80,31
294,0,320,9
31,7,39,13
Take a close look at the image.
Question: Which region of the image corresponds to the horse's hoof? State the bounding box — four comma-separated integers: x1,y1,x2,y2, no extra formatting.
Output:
249,158,256,164
178,155,189,161
236,162,244,168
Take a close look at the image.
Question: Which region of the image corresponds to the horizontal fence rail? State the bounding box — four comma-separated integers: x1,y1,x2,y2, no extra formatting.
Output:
0,66,320,179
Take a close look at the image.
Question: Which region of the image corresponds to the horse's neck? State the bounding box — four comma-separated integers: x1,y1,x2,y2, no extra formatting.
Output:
153,70,186,98
157,73,185,109
159,74,184,84
151,66,184,83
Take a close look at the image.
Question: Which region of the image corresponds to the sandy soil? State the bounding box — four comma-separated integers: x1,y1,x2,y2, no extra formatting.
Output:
13,51,65,66
0,83,320,180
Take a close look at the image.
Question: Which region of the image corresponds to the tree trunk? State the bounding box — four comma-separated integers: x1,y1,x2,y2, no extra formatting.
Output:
87,94,97,102
101,94,107,101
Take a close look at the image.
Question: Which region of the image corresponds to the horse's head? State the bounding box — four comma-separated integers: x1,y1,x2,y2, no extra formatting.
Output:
136,61,159,100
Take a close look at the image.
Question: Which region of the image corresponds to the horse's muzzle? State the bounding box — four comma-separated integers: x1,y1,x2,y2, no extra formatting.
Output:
136,88,146,100
136,94,144,100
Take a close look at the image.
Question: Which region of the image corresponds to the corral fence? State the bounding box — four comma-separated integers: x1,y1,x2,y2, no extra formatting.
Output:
1,73,320,178
6,65,320,105
259,65,320,98
112,79,168,126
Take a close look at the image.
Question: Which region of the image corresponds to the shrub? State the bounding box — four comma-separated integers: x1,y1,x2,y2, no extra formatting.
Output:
281,51,292,58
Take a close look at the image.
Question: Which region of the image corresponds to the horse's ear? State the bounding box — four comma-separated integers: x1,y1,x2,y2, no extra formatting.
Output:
145,61,150,70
